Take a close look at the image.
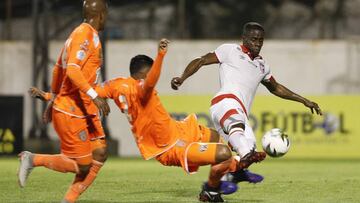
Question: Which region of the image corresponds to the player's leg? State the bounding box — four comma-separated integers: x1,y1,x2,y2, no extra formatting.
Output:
63,141,107,203
227,121,264,183
227,122,266,168
199,125,263,184
17,151,80,187
185,142,237,202
208,128,221,143
63,116,107,203
210,101,266,169
17,110,93,187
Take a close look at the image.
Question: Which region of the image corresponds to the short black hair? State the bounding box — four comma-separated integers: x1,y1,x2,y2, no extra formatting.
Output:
242,22,265,36
129,55,154,75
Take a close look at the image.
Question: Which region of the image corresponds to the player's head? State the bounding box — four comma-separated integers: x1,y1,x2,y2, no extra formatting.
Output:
130,55,154,79
83,0,108,31
242,22,265,57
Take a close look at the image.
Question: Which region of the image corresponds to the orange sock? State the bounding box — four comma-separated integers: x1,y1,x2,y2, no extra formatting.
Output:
63,160,103,203
33,154,79,173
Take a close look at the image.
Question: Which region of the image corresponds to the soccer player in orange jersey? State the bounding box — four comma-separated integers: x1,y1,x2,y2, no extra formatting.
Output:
18,1,110,203
95,39,243,202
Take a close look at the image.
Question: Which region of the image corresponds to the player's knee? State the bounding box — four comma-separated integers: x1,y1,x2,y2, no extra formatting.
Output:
92,147,108,163
215,144,232,163
209,129,221,142
229,123,245,132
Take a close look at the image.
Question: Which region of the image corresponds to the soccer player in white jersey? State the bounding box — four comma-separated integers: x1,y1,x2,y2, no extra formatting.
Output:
171,22,322,183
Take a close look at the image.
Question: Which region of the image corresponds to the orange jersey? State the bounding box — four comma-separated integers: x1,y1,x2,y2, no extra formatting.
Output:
95,51,179,159
52,23,103,117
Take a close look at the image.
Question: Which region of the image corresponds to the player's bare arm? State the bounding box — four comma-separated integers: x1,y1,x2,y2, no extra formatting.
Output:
262,77,322,115
93,97,110,116
28,87,54,123
171,52,219,90
28,87,52,101
42,100,54,123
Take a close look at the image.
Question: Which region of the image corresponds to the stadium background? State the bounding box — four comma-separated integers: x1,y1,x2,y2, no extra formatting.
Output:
0,0,359,158
0,1,359,202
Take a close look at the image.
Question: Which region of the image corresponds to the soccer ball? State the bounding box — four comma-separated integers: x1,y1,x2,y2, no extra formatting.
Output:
261,128,290,157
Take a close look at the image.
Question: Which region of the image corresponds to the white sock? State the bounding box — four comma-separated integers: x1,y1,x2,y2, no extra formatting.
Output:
228,128,251,158
244,123,256,150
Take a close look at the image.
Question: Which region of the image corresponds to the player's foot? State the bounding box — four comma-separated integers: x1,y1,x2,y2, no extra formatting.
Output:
219,181,238,195
61,199,72,203
17,151,34,188
238,150,266,169
222,169,264,184
199,182,224,202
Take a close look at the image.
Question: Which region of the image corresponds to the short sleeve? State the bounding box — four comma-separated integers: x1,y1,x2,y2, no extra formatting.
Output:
66,26,94,68
262,63,273,82
214,44,233,63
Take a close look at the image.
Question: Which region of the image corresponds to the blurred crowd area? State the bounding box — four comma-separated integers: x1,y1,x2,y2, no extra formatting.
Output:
1,0,360,40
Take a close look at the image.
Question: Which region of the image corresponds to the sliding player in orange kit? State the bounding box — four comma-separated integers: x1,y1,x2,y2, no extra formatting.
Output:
94,39,242,202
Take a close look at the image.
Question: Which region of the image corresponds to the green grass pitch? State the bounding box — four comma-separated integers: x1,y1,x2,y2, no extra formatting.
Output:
1,157,360,202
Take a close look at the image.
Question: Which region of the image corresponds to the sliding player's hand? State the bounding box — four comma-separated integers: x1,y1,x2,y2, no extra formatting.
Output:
304,100,322,115
29,87,47,101
93,96,110,117
43,101,53,124
171,77,183,90
158,38,170,54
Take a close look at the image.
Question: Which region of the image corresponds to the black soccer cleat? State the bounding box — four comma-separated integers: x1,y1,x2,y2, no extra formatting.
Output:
199,182,224,202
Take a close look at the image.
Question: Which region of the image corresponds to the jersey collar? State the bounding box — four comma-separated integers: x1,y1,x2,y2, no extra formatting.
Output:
240,45,262,60
82,22,98,34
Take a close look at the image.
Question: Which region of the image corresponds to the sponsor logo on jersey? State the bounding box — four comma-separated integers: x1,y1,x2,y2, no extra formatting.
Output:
80,40,89,51
199,143,208,152
76,50,86,60
78,130,87,142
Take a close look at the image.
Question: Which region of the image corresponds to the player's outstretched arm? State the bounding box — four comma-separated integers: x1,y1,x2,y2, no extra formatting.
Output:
28,87,53,102
66,66,110,116
94,80,117,99
262,77,322,115
140,38,169,103
171,52,219,90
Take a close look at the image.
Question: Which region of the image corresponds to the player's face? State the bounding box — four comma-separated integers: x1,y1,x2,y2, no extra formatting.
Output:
243,29,264,57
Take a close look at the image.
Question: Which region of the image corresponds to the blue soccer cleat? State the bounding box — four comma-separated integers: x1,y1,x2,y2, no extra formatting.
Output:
222,169,264,184
219,181,238,195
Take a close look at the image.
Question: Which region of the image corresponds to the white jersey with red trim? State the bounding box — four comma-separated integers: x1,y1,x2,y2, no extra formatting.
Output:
214,43,272,115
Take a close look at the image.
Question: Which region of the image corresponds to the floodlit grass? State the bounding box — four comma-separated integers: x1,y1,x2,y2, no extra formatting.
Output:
1,157,360,202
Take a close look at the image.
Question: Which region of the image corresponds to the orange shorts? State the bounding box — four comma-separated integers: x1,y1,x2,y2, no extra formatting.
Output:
52,109,106,164
156,114,218,174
